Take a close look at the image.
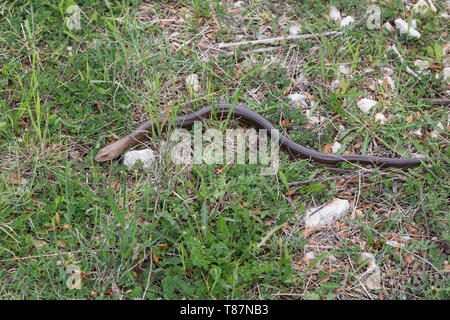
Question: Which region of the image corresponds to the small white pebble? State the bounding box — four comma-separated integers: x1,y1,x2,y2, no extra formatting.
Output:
185,74,200,93
430,122,444,138
124,149,156,170
329,6,341,22
234,1,244,9
443,67,450,83
412,0,437,15
394,18,421,38
413,128,422,136
440,12,450,19
375,113,388,124
305,199,350,227
331,141,342,154
305,252,315,260
378,76,395,90
340,16,355,28
339,64,351,75
383,22,394,33
330,78,341,89
382,67,394,75
357,98,378,114
305,109,321,124
289,24,301,35
288,93,307,107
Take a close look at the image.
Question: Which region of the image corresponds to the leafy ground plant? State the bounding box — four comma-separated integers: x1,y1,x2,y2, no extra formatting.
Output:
0,0,448,299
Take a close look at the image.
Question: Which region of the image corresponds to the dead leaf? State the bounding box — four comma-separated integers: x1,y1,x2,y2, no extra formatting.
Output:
281,120,290,127
323,144,332,154
7,172,20,185
406,114,414,123
405,254,413,265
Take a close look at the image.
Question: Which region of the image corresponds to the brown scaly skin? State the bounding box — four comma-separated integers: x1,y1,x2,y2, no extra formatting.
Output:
95,103,447,168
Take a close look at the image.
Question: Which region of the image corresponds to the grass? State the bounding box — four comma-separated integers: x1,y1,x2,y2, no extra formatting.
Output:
0,0,448,299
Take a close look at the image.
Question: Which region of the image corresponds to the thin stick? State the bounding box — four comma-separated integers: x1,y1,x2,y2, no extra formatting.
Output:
142,246,153,300
217,31,340,49
418,98,450,106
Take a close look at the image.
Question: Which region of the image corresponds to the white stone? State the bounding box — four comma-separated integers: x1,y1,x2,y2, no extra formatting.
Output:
394,18,421,38
340,16,355,28
305,198,350,227
383,22,394,33
382,67,394,75
185,74,200,92
124,149,156,169
328,255,337,262
329,6,341,22
414,59,430,72
331,79,341,89
430,122,444,138
305,109,321,124
288,93,307,107
375,113,388,124
412,0,437,15
289,24,301,35
413,128,422,136
331,141,342,154
357,98,378,114
386,76,395,90
234,1,244,8
378,76,395,90
428,0,437,12
339,64,351,75
443,67,450,83
305,252,315,260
